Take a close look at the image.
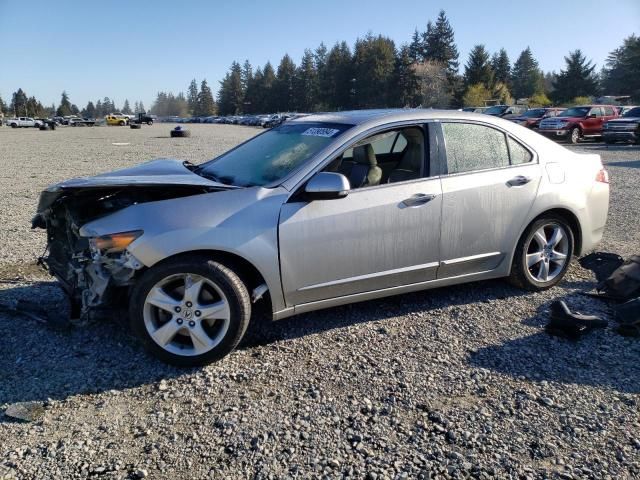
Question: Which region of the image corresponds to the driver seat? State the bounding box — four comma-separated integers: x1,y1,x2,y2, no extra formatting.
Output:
349,144,381,188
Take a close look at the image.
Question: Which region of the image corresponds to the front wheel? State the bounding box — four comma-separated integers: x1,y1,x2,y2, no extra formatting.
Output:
508,216,574,290
129,255,251,366
569,127,580,144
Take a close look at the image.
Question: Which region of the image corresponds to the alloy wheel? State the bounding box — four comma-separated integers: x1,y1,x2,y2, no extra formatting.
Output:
525,223,570,283
143,273,231,357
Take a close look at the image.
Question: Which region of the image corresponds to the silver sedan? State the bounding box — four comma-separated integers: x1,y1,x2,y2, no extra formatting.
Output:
33,109,610,365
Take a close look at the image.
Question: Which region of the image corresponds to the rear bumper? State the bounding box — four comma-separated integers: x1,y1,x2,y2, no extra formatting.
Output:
580,181,610,255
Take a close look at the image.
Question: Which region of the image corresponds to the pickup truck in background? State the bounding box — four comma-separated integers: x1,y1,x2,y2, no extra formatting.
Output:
6,117,41,128
105,114,129,126
130,112,155,125
602,106,640,144
538,105,619,144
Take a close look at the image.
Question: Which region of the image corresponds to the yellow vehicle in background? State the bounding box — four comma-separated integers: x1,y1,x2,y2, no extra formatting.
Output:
105,113,129,126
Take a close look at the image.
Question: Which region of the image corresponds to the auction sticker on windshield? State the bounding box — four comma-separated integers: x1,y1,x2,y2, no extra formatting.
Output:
301,127,341,137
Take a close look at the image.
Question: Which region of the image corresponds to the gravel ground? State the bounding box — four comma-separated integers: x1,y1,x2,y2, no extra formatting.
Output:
0,124,638,480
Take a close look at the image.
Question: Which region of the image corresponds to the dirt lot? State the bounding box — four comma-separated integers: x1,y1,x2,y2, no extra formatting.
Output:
0,124,639,480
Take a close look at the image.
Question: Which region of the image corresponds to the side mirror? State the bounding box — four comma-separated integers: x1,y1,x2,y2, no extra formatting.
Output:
304,172,350,200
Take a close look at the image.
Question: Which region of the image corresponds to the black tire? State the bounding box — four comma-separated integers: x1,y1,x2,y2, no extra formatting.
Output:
119,120,125,126
147,120,153,126
568,127,580,144
129,255,251,366
39,125,50,131
508,215,574,291
10,123,17,128
170,128,191,138
130,123,142,129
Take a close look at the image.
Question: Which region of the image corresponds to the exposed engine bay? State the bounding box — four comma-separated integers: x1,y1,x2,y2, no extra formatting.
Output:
32,185,216,319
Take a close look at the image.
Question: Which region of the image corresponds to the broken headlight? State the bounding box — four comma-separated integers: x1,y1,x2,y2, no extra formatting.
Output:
88,230,143,254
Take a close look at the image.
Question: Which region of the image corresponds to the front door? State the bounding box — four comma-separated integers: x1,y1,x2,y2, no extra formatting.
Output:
278,125,442,307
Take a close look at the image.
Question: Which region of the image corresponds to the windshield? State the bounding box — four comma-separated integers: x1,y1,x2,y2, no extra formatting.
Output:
559,107,589,118
522,109,546,118
484,106,507,115
623,107,640,118
196,122,352,187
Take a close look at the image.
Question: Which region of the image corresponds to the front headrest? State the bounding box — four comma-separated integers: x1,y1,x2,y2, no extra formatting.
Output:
353,144,377,166
401,143,423,170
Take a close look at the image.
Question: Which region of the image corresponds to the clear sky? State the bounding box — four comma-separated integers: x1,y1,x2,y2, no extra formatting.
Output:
0,0,638,109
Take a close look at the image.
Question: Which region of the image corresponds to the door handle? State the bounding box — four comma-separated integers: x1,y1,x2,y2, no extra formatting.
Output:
507,175,532,187
402,193,436,207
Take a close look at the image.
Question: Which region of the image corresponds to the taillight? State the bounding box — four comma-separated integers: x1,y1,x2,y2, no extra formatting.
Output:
595,168,609,183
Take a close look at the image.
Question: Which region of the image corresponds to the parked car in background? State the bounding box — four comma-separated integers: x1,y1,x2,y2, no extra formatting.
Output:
602,106,640,144
106,114,129,126
462,107,489,113
131,113,156,125
484,105,528,117
616,105,638,116
69,117,96,127
538,105,618,144
32,109,610,366
6,117,39,128
508,108,565,129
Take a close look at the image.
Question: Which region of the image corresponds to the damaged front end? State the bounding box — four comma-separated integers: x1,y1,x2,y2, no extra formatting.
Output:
32,185,211,320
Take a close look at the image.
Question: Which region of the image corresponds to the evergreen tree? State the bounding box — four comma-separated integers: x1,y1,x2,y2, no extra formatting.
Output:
395,45,420,107
261,62,277,112
102,96,115,114
71,104,80,115
274,54,297,111
0,94,7,115
217,62,244,115
196,79,217,115
491,49,511,87
423,10,459,75
138,101,145,114
511,47,543,99
601,35,640,100
122,99,132,114
408,28,423,62
552,50,599,103
464,45,494,88
244,66,263,113
323,41,353,110
56,91,72,116
95,100,103,117
241,60,253,93
294,49,318,111
314,43,329,108
187,79,199,115
353,34,396,108
10,88,28,116
83,101,96,118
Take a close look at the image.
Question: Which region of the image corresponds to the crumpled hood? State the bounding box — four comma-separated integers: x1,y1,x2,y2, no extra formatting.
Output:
49,158,228,190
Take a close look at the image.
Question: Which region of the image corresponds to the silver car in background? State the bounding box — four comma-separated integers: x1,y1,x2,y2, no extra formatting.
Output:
33,109,610,365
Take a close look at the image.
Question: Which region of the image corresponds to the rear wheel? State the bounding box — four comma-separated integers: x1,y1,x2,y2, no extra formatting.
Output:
119,120,125,126
130,256,251,366
508,216,574,290
569,127,580,144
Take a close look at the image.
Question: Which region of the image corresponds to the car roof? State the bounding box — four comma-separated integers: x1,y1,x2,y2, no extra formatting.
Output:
288,108,507,127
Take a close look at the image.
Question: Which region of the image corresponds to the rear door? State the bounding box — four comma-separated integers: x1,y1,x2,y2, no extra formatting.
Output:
436,121,541,278
584,107,603,135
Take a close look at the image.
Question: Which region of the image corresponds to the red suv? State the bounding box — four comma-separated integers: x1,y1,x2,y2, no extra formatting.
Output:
538,105,619,144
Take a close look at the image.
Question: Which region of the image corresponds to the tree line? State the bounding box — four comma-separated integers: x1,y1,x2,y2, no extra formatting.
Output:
0,89,145,118
1,13,638,118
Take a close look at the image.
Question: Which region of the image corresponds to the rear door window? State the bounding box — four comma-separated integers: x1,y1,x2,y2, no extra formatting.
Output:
442,123,510,174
